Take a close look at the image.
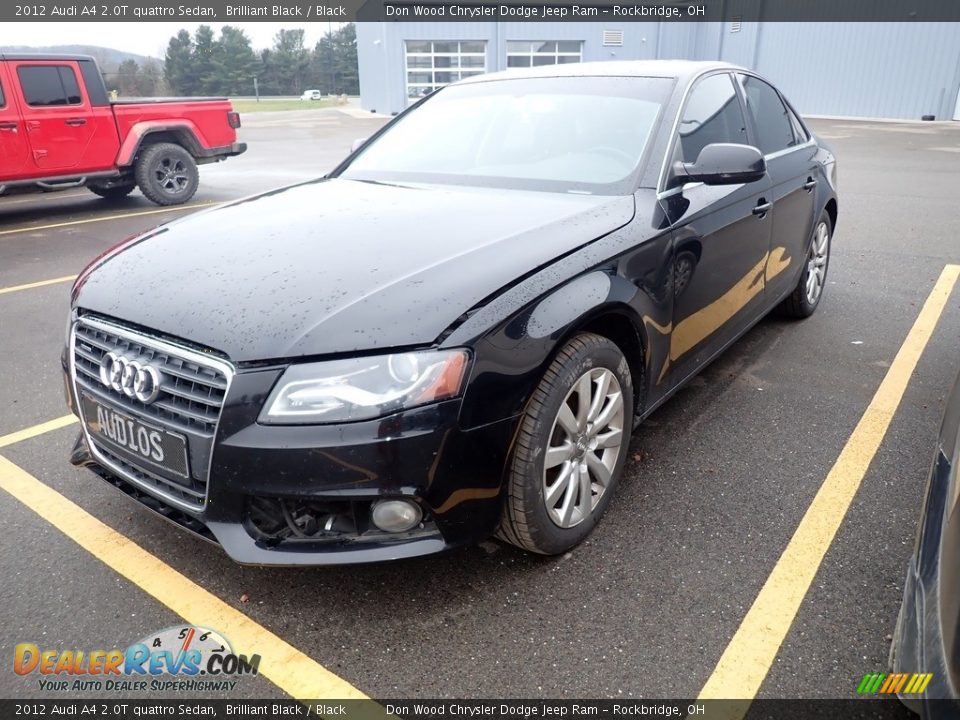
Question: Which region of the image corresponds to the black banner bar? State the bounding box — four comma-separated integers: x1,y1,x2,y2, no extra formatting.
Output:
2,0,960,23
2,699,960,719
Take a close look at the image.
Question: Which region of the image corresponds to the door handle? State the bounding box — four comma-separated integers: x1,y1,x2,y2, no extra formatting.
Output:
65,118,87,127
803,177,817,191
26,120,40,131
752,200,772,216
0,122,17,131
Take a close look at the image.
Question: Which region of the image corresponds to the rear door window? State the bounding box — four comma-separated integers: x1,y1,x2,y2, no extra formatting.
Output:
677,73,748,164
737,74,796,155
17,65,83,107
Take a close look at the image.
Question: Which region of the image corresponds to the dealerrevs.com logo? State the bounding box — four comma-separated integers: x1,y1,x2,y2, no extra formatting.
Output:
13,626,261,693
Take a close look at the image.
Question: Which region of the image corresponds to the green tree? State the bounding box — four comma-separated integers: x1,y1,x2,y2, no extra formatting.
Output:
164,29,195,95
311,24,359,96
263,29,310,95
192,25,219,95
115,58,140,96
136,59,164,97
214,26,259,96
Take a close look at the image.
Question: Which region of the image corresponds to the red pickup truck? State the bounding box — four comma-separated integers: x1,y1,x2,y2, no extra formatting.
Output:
0,54,246,206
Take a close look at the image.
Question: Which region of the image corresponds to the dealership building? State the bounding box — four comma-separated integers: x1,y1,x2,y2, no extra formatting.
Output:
355,22,960,120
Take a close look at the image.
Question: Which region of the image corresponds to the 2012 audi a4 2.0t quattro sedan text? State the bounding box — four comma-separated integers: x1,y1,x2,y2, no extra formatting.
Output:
63,61,838,565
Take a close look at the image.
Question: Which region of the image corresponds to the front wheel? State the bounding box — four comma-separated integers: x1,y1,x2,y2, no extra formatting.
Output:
498,333,634,555
777,210,832,318
134,142,199,206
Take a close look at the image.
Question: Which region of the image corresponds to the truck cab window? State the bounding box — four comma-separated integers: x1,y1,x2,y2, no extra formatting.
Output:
17,65,82,107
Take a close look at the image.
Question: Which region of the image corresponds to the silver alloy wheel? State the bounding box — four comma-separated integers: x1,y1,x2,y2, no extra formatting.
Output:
154,156,190,194
805,220,830,305
542,367,625,529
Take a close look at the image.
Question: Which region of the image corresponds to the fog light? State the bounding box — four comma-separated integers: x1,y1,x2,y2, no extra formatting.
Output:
371,499,422,533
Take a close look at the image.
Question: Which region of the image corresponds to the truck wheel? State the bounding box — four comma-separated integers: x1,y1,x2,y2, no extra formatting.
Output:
497,333,634,555
135,143,198,206
88,182,135,200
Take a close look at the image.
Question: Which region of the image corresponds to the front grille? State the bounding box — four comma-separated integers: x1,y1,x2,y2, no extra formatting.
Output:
71,316,233,511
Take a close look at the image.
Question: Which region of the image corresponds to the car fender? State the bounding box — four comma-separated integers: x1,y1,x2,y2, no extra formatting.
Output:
115,120,206,166
453,269,654,431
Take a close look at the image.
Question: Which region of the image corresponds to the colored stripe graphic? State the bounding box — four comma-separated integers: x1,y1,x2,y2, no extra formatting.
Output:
879,674,896,693
857,672,932,695
904,675,920,694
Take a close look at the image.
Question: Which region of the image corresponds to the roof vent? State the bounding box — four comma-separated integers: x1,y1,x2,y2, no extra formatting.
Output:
730,16,742,32
602,30,624,47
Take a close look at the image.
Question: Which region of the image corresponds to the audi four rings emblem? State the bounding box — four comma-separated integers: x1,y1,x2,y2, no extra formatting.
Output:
99,352,163,404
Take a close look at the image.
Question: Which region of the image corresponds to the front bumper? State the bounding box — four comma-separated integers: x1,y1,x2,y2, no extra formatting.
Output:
64,351,518,566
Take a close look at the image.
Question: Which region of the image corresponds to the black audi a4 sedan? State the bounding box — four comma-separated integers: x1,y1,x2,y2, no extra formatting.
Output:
891,369,960,716
63,60,838,565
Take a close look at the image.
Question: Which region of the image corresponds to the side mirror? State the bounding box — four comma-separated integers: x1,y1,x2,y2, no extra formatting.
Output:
673,143,766,187
350,137,367,153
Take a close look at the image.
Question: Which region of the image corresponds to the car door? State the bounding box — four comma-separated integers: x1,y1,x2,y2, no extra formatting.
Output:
0,64,30,181
737,73,818,304
657,71,773,389
12,61,93,174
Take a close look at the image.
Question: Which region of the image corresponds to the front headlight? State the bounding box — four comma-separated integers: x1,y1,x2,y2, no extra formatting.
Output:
258,349,470,424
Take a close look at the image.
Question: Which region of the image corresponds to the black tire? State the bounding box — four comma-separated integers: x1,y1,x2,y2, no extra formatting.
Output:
134,142,199,206
498,332,634,555
87,182,136,200
776,210,832,319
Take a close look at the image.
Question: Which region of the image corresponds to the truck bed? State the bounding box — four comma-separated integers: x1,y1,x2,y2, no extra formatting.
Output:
112,97,230,105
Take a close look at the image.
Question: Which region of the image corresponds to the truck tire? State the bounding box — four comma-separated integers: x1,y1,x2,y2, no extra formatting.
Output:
88,182,136,200
134,142,199,206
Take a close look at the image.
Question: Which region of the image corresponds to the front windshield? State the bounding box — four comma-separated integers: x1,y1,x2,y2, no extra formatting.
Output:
339,76,673,194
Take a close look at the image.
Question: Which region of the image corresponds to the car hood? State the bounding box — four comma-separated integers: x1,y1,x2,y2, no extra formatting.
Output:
73,179,635,362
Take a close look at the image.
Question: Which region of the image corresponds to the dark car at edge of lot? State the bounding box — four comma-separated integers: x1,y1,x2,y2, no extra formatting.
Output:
61,60,838,565
892,368,960,715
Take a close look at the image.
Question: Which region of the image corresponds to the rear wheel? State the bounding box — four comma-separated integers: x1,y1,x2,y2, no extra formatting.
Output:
88,182,135,200
776,210,832,318
498,333,634,555
134,142,199,206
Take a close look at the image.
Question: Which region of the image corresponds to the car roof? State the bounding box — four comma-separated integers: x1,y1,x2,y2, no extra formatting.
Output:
458,59,744,86
0,53,97,62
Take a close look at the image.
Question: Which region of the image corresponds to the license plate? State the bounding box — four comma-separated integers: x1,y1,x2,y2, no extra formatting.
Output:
80,392,190,480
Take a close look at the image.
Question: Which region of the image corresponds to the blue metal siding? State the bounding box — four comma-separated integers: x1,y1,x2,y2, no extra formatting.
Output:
752,23,960,119
357,21,960,120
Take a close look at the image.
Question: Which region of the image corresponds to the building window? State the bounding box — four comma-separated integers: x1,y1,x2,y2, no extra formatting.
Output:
404,40,486,102
506,41,583,69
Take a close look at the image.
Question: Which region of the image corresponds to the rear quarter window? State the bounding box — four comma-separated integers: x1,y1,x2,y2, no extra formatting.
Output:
17,65,83,107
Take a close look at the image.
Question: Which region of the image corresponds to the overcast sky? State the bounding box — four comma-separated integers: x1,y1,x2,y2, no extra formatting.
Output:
1,23,338,58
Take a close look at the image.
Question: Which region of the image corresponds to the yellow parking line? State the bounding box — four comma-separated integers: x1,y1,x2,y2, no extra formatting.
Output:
0,452,372,703
0,201,216,237
0,274,76,296
0,415,78,449
697,264,960,713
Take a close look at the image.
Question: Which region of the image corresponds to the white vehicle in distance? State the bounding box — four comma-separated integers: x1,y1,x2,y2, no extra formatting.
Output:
300,89,323,101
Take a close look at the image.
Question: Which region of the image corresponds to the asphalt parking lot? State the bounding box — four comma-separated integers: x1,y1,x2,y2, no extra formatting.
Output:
1,109,959,711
